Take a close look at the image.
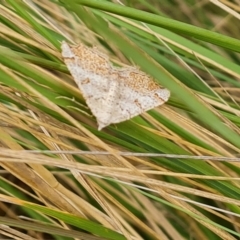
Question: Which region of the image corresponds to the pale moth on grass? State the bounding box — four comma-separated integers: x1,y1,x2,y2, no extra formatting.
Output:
61,41,170,130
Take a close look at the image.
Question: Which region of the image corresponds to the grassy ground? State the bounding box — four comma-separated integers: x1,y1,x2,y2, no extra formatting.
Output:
0,0,240,239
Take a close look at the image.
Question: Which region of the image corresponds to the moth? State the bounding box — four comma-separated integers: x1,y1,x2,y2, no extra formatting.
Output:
61,41,170,130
